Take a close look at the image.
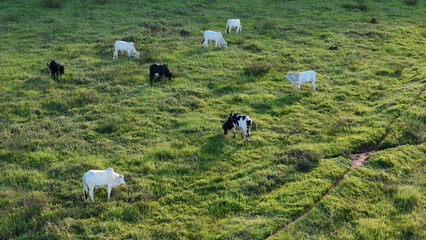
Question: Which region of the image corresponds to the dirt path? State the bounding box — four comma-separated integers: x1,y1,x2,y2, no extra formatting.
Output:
267,150,375,237
265,87,425,239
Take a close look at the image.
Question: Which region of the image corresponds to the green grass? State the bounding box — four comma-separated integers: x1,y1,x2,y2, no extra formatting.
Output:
0,0,425,239
273,143,426,240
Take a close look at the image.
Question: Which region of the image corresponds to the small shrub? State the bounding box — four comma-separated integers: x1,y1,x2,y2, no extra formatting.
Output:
342,0,369,11
141,47,159,63
95,115,121,134
43,0,62,8
259,18,278,32
394,188,418,213
93,0,109,4
179,29,191,36
208,198,243,218
404,0,418,6
244,62,270,76
242,43,263,53
288,147,323,171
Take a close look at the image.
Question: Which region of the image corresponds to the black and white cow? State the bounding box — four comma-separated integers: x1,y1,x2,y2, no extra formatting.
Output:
47,60,64,81
149,64,172,85
222,113,252,143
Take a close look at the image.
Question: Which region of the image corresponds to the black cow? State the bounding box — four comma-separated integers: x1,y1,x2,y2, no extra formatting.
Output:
150,64,172,85
222,113,252,143
47,60,64,81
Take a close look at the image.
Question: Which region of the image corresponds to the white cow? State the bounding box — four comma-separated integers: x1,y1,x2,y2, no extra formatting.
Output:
285,70,316,92
203,30,227,48
83,168,125,202
226,19,242,34
113,40,140,59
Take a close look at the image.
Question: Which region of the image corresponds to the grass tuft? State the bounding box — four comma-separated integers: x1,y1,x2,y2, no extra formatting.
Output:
342,0,369,11
43,0,62,9
244,62,270,76
404,0,418,6
288,147,324,171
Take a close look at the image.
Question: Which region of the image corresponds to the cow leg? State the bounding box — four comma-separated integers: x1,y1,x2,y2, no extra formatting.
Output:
89,186,95,202
312,80,316,91
204,40,208,48
233,128,236,138
107,185,112,200
239,129,244,139
215,40,218,48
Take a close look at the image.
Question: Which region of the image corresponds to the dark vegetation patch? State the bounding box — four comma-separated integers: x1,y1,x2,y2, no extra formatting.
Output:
342,0,369,11
288,147,324,171
244,62,270,76
242,43,263,53
43,0,62,9
93,0,109,5
404,0,419,6
208,198,244,218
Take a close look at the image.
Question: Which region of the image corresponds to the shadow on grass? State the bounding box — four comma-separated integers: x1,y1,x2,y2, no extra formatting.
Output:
200,133,227,158
273,93,305,106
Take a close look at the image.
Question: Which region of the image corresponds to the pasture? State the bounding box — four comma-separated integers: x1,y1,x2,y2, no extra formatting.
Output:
0,0,425,239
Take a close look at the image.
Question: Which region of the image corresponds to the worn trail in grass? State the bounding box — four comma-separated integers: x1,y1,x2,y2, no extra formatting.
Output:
267,86,425,239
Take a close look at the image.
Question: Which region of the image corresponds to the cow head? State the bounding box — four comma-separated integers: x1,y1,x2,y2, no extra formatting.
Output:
133,51,140,58
59,65,64,74
222,113,234,135
116,174,125,186
285,72,293,80
165,72,172,80
221,39,228,48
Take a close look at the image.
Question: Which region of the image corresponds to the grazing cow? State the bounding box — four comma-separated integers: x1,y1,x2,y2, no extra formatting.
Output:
203,30,227,48
47,60,64,81
226,19,242,34
285,70,316,92
113,40,140,59
82,168,125,202
222,113,252,143
149,64,172,85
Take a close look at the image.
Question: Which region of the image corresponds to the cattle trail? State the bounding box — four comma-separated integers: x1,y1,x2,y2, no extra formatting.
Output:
265,86,425,239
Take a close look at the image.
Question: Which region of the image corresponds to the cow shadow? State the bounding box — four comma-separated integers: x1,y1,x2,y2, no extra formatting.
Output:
198,133,246,171
200,133,227,158
273,93,303,106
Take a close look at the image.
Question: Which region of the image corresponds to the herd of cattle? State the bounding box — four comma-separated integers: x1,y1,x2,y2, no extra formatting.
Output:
44,18,317,202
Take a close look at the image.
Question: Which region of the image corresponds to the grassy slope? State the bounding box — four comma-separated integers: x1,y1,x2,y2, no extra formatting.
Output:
273,143,426,240
0,0,425,239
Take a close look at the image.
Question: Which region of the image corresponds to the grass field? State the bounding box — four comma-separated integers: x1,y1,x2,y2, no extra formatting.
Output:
0,0,425,239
